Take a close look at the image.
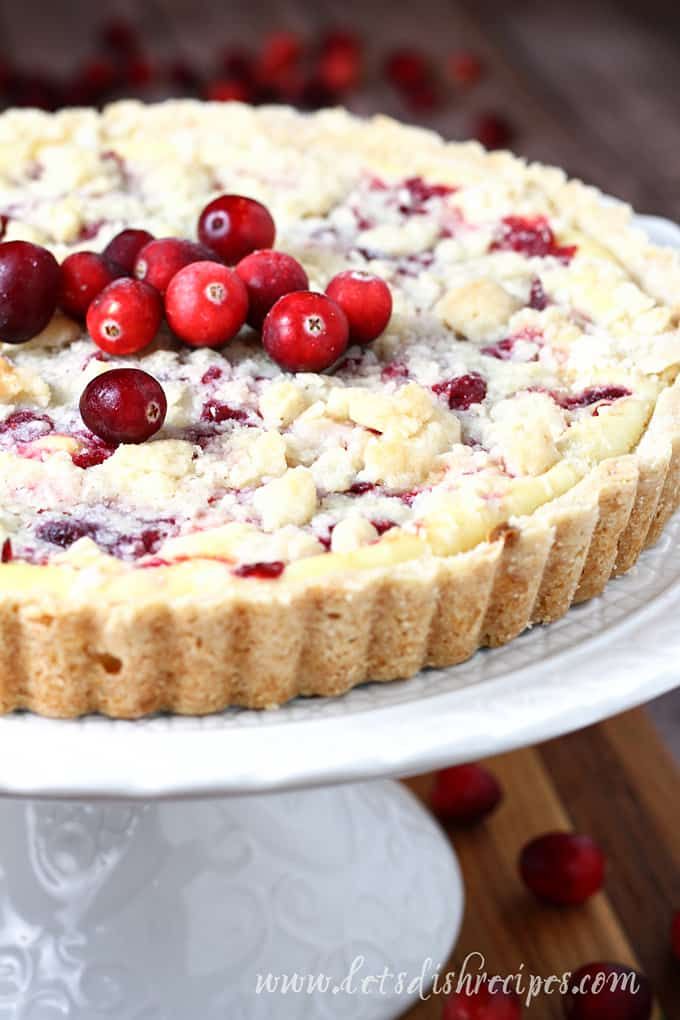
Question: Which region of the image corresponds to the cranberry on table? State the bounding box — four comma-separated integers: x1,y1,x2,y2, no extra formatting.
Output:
165,261,248,348
103,228,154,275
80,368,167,445
430,764,503,825
519,832,605,906
87,278,162,355
198,194,276,265
443,982,522,1020
0,241,60,344
262,291,349,372
134,237,215,295
325,270,392,344
564,962,652,1020
58,251,119,319
236,249,308,329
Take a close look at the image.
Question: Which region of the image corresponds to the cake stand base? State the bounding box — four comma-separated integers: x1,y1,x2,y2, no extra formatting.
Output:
0,780,463,1019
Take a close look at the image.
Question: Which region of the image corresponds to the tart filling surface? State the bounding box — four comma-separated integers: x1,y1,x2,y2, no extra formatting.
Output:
0,100,679,716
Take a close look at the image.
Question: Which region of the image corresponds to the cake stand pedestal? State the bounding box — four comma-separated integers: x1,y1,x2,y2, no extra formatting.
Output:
0,215,678,1020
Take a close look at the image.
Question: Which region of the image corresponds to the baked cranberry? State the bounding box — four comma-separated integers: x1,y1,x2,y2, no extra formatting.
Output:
385,49,430,90
0,241,60,344
381,361,409,382
200,400,248,424
165,261,248,347
491,215,576,262
671,910,680,960
0,409,53,440
36,517,97,549
59,251,119,320
325,270,392,343
448,51,484,86
200,365,223,385
262,291,349,372
433,373,487,410
564,962,652,1020
557,385,630,410
103,228,154,275
443,982,522,1020
87,278,162,355
234,561,285,579
198,195,276,265
519,832,605,906
1,537,12,563
80,368,167,445
528,277,548,310
135,237,216,295
71,435,114,468
236,249,308,329
430,764,502,825
472,112,514,150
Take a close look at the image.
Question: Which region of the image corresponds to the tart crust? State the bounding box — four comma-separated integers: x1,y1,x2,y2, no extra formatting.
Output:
0,102,679,717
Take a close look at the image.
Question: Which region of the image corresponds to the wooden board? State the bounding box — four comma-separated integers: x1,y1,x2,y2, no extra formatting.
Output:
401,708,679,1018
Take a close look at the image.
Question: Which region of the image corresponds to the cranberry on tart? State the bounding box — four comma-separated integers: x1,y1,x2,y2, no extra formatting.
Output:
0,100,679,718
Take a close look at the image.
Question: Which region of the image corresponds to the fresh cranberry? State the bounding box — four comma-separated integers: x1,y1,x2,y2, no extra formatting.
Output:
448,51,484,86
203,78,253,103
234,561,285,579
1,537,12,562
200,400,248,424
433,373,487,410
325,270,392,344
263,291,349,372
87,278,162,355
442,981,522,1020
472,112,514,150
36,518,97,549
134,237,216,295
58,251,119,320
0,241,60,344
103,228,154,275
564,962,652,1020
528,277,548,310
671,910,680,960
198,195,276,265
80,368,167,445
519,832,605,906
556,386,630,410
236,249,308,329
165,261,248,347
430,764,502,825
491,215,577,262
385,49,430,90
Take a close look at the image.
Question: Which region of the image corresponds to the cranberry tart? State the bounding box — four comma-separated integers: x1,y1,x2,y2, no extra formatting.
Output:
0,101,679,718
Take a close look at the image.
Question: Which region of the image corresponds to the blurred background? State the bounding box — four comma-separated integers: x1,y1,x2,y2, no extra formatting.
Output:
1,0,680,218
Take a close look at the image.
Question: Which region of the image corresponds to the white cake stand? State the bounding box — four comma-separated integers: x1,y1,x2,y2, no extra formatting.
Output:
0,216,678,1020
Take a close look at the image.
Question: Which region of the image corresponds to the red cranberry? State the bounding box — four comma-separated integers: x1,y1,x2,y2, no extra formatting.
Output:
201,400,248,424
58,251,119,320
443,982,522,1020
87,278,162,355
528,277,548,310
262,291,349,372
71,435,114,468
36,518,97,549
0,241,60,344
135,237,216,295
385,49,430,90
317,32,362,93
519,832,605,906
198,195,276,265
472,113,514,150
1,537,12,562
430,764,502,825
491,215,577,262
103,228,154,275
325,270,392,344
80,368,167,445
165,261,248,348
555,385,630,410
671,910,680,960
257,31,303,82
564,962,652,1020
448,51,484,86
432,373,487,410
236,249,308,329
233,561,285,579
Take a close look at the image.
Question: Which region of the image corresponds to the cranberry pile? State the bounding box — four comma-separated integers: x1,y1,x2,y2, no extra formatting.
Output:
0,194,393,445
0,18,513,150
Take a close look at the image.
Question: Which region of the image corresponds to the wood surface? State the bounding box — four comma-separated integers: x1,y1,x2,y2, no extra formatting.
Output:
402,708,678,1018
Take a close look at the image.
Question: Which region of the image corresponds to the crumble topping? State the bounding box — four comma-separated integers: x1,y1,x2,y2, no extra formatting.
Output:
0,101,678,573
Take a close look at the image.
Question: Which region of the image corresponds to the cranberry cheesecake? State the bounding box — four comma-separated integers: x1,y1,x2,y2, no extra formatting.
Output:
0,100,679,718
